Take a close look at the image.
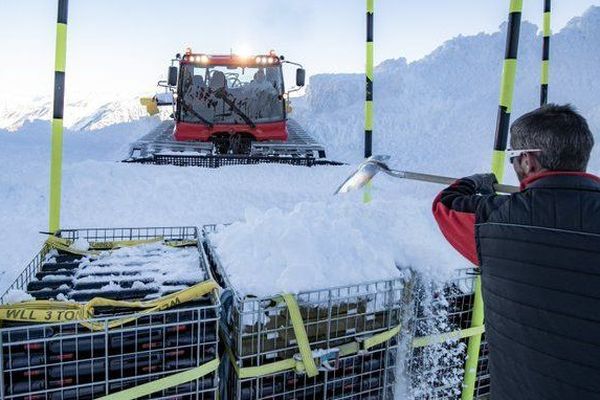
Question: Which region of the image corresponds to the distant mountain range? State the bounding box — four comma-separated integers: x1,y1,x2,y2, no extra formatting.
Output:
0,96,165,132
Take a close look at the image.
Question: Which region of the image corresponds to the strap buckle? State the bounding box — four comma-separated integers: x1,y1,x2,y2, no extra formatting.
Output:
294,348,340,373
355,337,370,355
316,348,340,372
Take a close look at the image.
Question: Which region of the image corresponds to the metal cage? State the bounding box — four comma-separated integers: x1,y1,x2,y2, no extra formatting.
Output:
202,225,412,400
0,227,220,400
203,225,490,400
404,271,490,400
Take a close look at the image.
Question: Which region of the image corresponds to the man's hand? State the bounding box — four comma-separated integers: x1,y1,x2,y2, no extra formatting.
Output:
464,173,498,195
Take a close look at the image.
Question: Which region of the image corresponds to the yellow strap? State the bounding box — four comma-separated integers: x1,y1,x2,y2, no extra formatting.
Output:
363,324,401,350
279,293,319,377
412,325,486,348
45,236,99,256
166,239,198,248
45,236,198,256
88,238,163,250
228,344,297,379
230,322,483,379
0,280,219,331
99,357,219,400
232,324,402,379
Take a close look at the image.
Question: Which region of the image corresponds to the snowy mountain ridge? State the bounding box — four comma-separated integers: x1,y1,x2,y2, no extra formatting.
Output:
0,96,166,132
295,6,600,172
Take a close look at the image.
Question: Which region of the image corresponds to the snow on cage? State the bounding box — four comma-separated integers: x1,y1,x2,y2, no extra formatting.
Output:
0,227,220,400
203,200,488,399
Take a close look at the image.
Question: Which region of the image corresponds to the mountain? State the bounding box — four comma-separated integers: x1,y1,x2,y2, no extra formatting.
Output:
295,6,600,177
0,96,164,132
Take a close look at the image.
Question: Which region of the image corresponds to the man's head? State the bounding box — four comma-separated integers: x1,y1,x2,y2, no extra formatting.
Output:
510,104,595,181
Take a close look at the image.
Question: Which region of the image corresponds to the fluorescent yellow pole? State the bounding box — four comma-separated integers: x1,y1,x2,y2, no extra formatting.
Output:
540,0,551,106
461,1,522,399
49,0,68,232
363,0,374,203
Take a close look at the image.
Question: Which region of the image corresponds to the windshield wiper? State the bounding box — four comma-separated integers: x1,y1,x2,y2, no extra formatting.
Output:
214,88,256,129
179,98,214,128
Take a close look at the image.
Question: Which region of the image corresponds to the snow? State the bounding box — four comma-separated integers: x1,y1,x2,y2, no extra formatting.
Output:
295,9,600,170
77,242,204,288
2,290,35,304
2,8,600,296
17,242,205,301
210,199,465,297
70,237,90,251
0,9,599,397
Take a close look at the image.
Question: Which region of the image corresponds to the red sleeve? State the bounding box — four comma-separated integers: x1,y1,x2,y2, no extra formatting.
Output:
433,191,479,265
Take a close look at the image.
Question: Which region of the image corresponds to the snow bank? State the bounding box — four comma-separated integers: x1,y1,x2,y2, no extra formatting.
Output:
296,9,600,171
2,290,35,304
210,197,467,297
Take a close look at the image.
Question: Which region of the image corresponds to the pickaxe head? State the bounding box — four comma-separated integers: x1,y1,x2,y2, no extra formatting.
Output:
334,155,393,195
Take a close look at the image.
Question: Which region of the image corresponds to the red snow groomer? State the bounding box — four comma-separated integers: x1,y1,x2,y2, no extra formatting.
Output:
128,49,335,167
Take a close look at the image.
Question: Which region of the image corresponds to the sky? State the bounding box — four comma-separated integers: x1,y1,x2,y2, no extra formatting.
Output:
1,0,599,102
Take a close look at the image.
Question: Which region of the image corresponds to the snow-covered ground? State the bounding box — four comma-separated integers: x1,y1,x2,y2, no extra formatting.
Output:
1,9,599,400
2,7,600,294
0,122,457,294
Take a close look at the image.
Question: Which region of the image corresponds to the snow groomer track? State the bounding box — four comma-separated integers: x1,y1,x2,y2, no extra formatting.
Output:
124,120,343,168
0,227,220,400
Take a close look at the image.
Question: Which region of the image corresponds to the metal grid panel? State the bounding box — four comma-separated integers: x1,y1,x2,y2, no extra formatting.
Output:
1,227,220,400
57,226,199,242
229,348,397,400
405,271,490,400
203,225,409,400
1,307,218,400
474,334,490,399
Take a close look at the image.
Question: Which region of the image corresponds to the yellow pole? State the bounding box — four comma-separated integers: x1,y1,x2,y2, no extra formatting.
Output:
461,1,522,399
540,0,551,106
49,0,69,232
363,0,374,203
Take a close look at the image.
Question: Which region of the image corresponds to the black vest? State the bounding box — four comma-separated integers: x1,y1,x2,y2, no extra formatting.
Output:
476,174,600,400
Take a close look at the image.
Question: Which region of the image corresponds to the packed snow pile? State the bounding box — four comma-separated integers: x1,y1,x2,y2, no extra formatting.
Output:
296,7,600,169
209,197,468,297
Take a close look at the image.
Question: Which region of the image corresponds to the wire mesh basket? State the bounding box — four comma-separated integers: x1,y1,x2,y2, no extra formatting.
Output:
203,224,491,400
404,271,490,400
202,225,413,400
0,227,220,400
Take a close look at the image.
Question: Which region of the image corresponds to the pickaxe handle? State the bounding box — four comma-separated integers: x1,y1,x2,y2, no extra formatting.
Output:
386,170,520,194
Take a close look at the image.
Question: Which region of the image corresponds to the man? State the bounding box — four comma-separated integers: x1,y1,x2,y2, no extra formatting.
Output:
433,104,600,399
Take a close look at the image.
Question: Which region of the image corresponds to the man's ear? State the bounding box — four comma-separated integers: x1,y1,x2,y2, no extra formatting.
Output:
524,153,544,174
522,157,531,174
